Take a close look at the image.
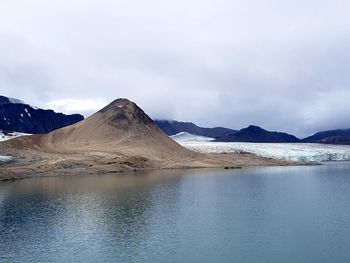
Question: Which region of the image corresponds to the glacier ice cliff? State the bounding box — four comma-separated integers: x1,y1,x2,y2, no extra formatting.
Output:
177,142,350,162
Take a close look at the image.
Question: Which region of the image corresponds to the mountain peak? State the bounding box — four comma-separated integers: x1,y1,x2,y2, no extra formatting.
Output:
97,98,153,128
244,125,264,132
215,125,300,143
103,98,133,108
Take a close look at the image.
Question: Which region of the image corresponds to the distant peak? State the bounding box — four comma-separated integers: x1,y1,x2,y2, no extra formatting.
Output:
0,95,26,105
0,95,40,109
244,125,264,132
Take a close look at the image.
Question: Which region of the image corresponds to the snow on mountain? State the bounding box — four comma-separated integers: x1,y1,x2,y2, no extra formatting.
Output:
0,130,30,163
1,95,39,110
0,130,30,142
0,130,19,163
170,132,215,142
7,97,26,104
178,141,350,162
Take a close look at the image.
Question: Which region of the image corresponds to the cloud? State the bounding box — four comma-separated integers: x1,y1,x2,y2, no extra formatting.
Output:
46,99,107,116
0,0,349,137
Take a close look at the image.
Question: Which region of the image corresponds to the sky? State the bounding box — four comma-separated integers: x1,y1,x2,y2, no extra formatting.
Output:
1,0,350,138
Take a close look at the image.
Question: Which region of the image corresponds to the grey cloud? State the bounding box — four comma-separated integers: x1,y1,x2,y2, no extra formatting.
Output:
0,0,350,137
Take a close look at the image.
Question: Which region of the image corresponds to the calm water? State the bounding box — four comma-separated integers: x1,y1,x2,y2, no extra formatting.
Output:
1,162,350,263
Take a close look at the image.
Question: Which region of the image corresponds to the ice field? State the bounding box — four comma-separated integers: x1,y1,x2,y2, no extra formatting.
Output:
177,141,350,162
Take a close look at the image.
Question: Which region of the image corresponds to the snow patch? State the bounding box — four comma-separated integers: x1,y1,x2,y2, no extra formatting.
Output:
24,108,31,117
178,141,350,162
0,131,31,142
0,130,31,164
8,97,25,104
0,155,12,164
170,132,215,142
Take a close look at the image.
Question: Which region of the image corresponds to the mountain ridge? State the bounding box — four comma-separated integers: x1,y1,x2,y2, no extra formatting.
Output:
303,128,350,145
215,125,301,143
0,95,84,134
155,119,237,138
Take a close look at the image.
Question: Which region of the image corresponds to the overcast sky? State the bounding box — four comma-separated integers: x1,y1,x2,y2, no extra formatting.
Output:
1,0,350,137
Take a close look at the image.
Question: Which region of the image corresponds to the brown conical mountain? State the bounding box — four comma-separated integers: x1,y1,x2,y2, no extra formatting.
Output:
4,98,189,156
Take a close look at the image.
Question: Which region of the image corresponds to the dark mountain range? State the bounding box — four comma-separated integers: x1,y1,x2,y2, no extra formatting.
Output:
155,119,237,138
319,136,350,145
0,95,84,134
215,125,301,143
303,128,350,144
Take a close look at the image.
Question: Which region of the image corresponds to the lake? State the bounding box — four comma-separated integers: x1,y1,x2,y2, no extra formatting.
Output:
1,162,350,262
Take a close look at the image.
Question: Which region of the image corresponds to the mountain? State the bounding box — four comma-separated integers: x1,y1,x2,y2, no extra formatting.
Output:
303,128,350,144
215,125,301,143
2,98,192,159
1,99,286,180
0,95,84,134
155,119,237,138
319,136,350,145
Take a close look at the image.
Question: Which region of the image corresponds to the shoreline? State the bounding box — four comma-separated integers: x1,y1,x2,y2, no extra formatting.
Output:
0,163,319,182
0,150,312,182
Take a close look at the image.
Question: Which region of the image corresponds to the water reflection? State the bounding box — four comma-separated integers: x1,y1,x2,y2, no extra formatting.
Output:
1,164,350,263
0,170,186,262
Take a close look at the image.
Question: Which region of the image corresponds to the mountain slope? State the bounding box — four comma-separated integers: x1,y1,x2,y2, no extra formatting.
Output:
215,125,300,143
303,128,350,143
319,136,350,145
155,119,237,138
0,95,84,134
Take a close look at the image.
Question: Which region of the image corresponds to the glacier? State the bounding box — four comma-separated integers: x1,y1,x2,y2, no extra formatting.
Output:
176,141,350,162
170,132,215,142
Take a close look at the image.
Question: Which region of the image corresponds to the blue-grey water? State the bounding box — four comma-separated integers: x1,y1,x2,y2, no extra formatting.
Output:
1,162,350,263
